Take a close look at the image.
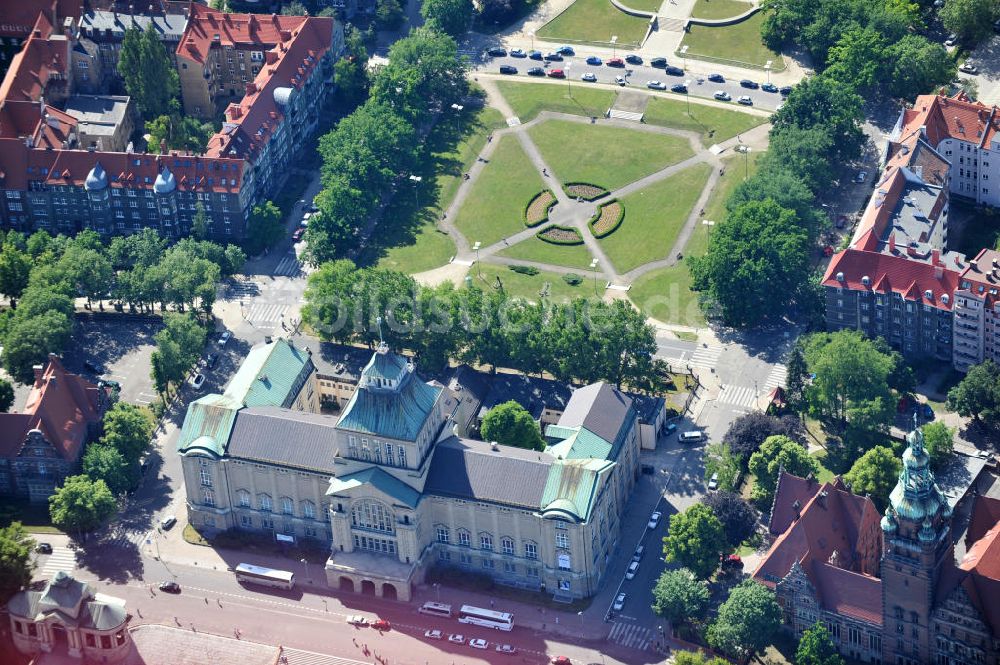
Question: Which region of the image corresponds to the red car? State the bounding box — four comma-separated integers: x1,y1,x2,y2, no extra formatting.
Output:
292,228,305,241
551,658,572,665
547,69,565,78
371,619,390,632
607,58,624,67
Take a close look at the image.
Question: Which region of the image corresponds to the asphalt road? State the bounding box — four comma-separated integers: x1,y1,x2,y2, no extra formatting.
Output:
482,51,787,112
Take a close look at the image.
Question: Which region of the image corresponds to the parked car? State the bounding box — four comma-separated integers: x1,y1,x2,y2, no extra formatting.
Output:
499,65,517,75
529,50,543,60
299,212,311,226
761,82,778,93
159,581,181,593
713,91,731,101
36,543,53,554
722,553,743,569
371,619,390,631
626,561,639,580
779,85,793,95
613,592,626,611
708,72,725,82
633,545,644,561
581,72,597,82
448,634,465,645
625,54,642,65
854,170,868,183
487,47,506,57
217,331,232,346
160,515,177,530
664,422,678,435
679,430,704,443
665,65,684,76
292,227,305,242
607,57,624,67
469,638,489,650
737,95,753,105
547,69,565,78
615,75,627,86
556,45,575,55
647,80,666,90
586,55,602,65
510,48,526,58
189,373,206,389
739,79,759,89
651,57,668,67
648,511,662,529
708,472,719,490
543,52,563,61
528,67,545,76
551,658,572,665
670,83,688,93
424,629,442,640
347,616,368,626
496,644,517,654
945,34,958,47
959,62,978,74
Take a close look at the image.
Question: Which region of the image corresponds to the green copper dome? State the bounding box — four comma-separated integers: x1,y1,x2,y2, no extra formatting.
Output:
887,425,948,523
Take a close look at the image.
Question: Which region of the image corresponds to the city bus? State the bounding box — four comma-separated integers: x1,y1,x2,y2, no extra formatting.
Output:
457,605,514,631
234,563,296,590
417,601,453,618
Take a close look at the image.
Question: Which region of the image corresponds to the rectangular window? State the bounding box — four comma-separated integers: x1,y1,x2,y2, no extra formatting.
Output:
439,550,451,561
482,558,495,569
502,539,514,555
526,567,539,578
850,627,862,645
437,527,450,544
239,492,250,507
459,531,471,547
303,502,316,519
203,489,214,506
385,443,394,466
282,497,293,515
398,447,407,468
481,534,493,551
556,532,569,549
525,543,537,559
240,515,252,527
558,553,572,570
260,495,272,512
200,468,212,486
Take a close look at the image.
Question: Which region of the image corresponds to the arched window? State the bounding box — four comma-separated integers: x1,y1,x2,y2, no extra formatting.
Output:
302,501,316,520
501,537,515,556
281,496,294,515
237,490,251,507
258,493,272,512
457,528,471,547
351,499,394,534
480,533,493,551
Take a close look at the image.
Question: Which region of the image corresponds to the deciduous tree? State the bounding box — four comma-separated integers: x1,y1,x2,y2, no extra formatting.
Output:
703,491,758,549
748,435,819,507
796,622,845,665
948,360,1000,429
48,476,117,533
101,402,155,463
82,444,136,496
844,445,901,511
246,201,284,256
940,0,998,44
0,378,14,412
118,25,180,120
651,568,710,625
421,0,473,37
921,421,954,469
481,400,545,451
0,522,34,602
663,504,726,580
707,580,782,660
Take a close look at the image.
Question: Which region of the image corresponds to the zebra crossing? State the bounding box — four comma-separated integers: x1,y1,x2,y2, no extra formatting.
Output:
689,344,724,370
273,254,302,277
718,384,764,410
38,546,77,578
658,17,688,32
608,621,655,650
764,363,788,391
105,529,150,550
281,647,367,665
245,303,288,330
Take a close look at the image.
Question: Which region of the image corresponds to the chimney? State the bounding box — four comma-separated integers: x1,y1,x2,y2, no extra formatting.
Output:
792,500,801,520
817,490,828,509
33,364,45,384
889,233,896,253
245,82,256,95
932,248,940,265
265,51,278,64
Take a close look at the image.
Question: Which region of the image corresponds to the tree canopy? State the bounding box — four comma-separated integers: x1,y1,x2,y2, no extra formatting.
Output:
703,491,758,549
0,522,35,602
480,401,545,451
151,313,207,395
941,0,999,44
82,444,136,496
921,421,954,469
246,201,284,256
118,24,179,119
844,445,901,511
663,504,727,580
49,475,117,533
748,435,819,507
948,360,1000,429
0,378,14,412
651,568,710,625
796,622,845,665
707,580,782,659
723,412,805,463
421,0,473,37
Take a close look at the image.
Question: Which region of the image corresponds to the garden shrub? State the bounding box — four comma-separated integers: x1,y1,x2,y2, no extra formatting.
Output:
563,273,584,285
589,200,625,238
510,265,540,276
536,224,584,245
564,182,609,201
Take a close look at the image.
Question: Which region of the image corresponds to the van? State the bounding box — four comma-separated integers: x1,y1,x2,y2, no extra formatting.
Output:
626,561,639,580
417,601,453,618
679,430,704,443
160,515,177,530
632,545,644,562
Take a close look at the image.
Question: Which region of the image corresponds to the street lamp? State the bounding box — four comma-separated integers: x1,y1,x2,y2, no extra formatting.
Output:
680,44,689,71
684,78,691,115
702,219,715,243
472,241,482,278
300,558,309,584
610,35,618,59
433,582,441,601
565,61,573,97
764,60,772,84
528,31,535,53
590,258,599,296
408,174,422,208
739,145,752,180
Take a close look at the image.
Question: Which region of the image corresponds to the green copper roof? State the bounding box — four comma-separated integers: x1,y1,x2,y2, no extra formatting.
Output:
326,467,421,508
886,426,950,524
225,339,312,408
540,458,613,522
544,425,614,460
176,393,243,457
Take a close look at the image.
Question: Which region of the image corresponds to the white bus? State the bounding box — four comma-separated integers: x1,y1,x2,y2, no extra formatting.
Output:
417,601,453,618
457,605,514,631
234,563,296,590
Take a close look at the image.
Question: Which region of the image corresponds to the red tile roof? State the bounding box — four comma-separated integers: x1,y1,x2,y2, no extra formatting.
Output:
809,560,884,625
33,104,77,149
958,248,1000,309
966,496,1000,549
822,248,961,311
176,4,306,65
769,471,822,536
902,92,1000,150
0,0,80,39
0,356,103,462
0,11,70,103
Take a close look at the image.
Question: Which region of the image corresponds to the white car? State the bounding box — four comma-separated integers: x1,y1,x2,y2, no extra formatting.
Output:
615,75,626,86
613,592,626,611
737,95,753,106
469,638,489,650
189,373,205,390
626,561,639,580
581,72,597,82
959,62,978,74
708,472,719,490
648,511,662,529
496,644,517,654
714,91,731,101
646,80,666,90
448,634,465,645
347,615,367,626
424,629,442,640
218,331,232,346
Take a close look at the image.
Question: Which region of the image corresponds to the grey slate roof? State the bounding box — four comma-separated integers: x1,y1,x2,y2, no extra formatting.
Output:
424,436,554,509
557,383,633,445
80,10,187,40
227,407,340,474
7,572,127,631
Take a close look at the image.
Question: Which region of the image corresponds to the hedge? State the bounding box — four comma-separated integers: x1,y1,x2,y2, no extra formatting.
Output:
589,199,625,238
524,190,558,227
564,182,609,201
510,265,540,276
563,273,584,285
536,224,585,246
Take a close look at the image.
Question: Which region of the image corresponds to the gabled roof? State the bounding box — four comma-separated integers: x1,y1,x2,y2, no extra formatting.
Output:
0,355,102,461
175,393,243,458
769,471,823,536
0,13,70,103
0,0,80,39
821,248,961,311
540,457,613,522
555,382,633,449
327,467,420,508
176,4,307,65
903,92,1000,150
224,338,313,409
225,406,340,473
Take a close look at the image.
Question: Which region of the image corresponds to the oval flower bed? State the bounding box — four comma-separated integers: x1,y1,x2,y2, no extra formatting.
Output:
589,200,624,238
564,182,609,201
525,190,558,227
537,224,584,245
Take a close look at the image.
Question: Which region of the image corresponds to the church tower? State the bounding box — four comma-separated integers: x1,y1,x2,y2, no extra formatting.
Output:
879,424,953,665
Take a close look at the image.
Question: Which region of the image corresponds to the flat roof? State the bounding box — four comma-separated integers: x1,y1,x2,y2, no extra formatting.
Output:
63,95,130,135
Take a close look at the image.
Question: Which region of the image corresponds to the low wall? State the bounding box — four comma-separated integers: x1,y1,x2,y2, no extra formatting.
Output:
687,4,762,28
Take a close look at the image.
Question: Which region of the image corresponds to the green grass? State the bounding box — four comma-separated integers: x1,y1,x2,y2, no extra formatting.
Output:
528,119,694,192
495,81,618,123
679,12,785,70
690,0,752,19
499,236,597,269
600,163,712,273
362,106,506,274
624,0,665,11
0,499,62,534
453,135,547,247
628,263,706,326
674,330,698,342
810,450,836,484
472,264,592,302
537,0,649,47
643,95,768,144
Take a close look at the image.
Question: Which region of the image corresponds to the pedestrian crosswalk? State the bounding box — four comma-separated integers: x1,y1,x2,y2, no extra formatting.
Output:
608,621,655,650
38,546,77,579
689,344,724,370
105,529,150,550
245,303,288,330
764,363,788,391
718,384,764,410
273,254,302,277
281,647,367,665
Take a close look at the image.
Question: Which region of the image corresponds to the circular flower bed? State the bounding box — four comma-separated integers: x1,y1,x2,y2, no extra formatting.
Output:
564,182,609,201
525,190,557,227
537,224,584,245
589,200,624,238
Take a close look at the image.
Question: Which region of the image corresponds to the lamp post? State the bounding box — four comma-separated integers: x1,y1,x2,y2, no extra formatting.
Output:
739,145,752,180
611,35,618,59
565,61,573,97
684,79,691,115
473,241,482,278
408,174,422,208
702,219,715,243
680,44,689,71
590,258,599,296
433,582,441,601
764,61,772,84
528,31,535,52
300,558,309,585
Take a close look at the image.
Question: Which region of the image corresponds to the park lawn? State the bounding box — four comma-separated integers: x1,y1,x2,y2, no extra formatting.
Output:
628,263,706,327
495,81,618,123
537,0,649,48
810,450,836,484
453,135,546,247
499,236,596,269
600,163,712,273
690,0,752,19
367,107,506,274
528,119,694,192
625,0,665,11
471,263,591,302
643,95,767,144
679,12,785,71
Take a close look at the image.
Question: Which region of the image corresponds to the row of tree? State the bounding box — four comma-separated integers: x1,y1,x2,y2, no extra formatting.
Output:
304,28,469,265
302,260,672,390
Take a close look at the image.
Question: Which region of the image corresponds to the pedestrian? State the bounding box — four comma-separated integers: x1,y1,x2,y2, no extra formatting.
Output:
191,623,196,632
204,597,208,604
217,598,222,607
490,600,495,608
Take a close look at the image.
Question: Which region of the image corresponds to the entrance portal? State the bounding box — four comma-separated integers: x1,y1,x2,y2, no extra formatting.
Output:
360,580,376,596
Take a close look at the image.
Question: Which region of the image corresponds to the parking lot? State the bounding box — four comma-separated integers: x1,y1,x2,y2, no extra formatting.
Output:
69,313,162,405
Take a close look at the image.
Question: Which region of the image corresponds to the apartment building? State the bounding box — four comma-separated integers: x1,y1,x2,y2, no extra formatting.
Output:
952,249,1000,371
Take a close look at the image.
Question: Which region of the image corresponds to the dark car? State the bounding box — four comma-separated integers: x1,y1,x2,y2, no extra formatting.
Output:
206,353,219,369
529,50,543,60
708,73,725,83
625,54,642,65
607,57,625,67
586,55,602,65
761,82,778,93
527,67,545,76
665,65,684,76
779,85,793,95
650,57,667,68
556,45,575,55
159,581,181,593
670,83,688,93
499,65,517,75
487,47,506,57
36,543,53,554
543,52,563,61
740,79,758,89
